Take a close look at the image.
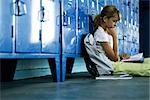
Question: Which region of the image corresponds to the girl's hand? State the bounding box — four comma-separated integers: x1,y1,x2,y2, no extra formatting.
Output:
107,28,117,37
119,53,130,60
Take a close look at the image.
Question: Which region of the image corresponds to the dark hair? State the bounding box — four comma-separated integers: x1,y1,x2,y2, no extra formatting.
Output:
93,5,120,32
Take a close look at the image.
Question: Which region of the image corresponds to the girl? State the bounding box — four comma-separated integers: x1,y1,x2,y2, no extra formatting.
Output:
84,5,150,77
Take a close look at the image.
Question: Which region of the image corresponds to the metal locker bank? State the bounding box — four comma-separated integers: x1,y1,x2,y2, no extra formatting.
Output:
1,0,141,82
61,0,140,81
0,0,61,82
0,0,150,100
61,0,89,81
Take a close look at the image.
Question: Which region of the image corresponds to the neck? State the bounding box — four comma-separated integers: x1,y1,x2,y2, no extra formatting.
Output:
100,21,107,31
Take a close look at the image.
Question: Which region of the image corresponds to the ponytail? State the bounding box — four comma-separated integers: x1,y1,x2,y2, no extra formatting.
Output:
93,14,102,33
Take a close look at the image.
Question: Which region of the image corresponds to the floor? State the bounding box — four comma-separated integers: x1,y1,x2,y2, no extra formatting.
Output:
1,72,150,100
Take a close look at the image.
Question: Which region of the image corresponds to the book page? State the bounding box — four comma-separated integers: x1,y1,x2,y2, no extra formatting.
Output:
121,53,143,62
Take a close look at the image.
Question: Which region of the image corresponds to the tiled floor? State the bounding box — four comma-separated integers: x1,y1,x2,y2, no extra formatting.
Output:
1,72,150,100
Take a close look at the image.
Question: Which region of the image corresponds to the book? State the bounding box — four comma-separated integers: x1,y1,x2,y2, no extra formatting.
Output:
96,76,133,80
96,74,132,80
121,53,144,63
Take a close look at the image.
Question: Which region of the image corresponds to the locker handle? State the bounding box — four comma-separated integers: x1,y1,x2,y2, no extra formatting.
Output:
78,16,84,30
39,6,45,22
11,26,13,38
13,0,27,16
63,11,67,26
78,16,81,29
56,15,60,26
39,30,42,41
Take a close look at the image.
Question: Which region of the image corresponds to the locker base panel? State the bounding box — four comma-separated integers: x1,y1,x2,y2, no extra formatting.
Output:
0,53,60,59
0,55,61,82
61,54,85,82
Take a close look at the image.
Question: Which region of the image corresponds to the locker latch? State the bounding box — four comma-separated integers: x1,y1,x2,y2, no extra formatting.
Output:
12,0,27,16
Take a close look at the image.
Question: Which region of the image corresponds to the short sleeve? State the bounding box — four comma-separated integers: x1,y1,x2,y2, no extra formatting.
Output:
94,27,109,43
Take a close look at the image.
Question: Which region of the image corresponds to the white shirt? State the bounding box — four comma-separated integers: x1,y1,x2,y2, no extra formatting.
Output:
94,26,113,53
84,33,114,75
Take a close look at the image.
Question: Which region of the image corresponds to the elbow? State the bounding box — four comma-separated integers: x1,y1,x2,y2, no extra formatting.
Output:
109,56,119,62
112,58,118,62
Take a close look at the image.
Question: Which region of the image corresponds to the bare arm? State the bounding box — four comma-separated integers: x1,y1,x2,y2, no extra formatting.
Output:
101,42,119,62
100,28,120,62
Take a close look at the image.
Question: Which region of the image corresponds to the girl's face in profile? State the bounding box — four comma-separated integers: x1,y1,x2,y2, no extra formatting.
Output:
105,13,119,28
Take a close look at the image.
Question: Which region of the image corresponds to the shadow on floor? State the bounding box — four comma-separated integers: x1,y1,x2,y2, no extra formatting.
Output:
1,72,150,100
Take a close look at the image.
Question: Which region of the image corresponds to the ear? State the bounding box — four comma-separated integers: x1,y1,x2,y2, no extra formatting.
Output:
103,16,108,23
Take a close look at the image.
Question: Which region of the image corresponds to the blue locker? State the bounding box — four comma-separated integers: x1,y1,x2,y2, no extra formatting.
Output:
131,43,139,55
133,27,139,44
128,0,132,24
98,0,108,12
105,0,113,5
61,0,140,81
117,22,124,40
15,0,41,52
89,0,98,18
113,0,120,8
123,40,128,54
41,0,60,53
127,41,132,55
62,0,76,54
135,1,139,27
0,0,61,82
76,0,89,54
118,39,124,54
61,0,77,82
98,0,106,7
0,0,12,52
127,24,133,42
61,0,90,81
123,2,127,22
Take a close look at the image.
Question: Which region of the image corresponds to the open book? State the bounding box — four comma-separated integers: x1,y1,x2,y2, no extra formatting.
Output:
121,53,144,63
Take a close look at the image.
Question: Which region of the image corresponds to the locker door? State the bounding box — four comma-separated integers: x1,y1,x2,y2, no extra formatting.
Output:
62,0,77,54
41,0,60,53
15,0,41,53
76,0,89,54
0,0,12,52
105,0,113,5
89,0,98,18
98,0,106,12
98,0,105,6
118,39,124,54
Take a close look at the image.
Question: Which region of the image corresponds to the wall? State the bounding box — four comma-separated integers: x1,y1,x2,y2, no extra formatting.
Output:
139,0,150,57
